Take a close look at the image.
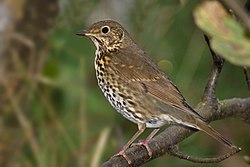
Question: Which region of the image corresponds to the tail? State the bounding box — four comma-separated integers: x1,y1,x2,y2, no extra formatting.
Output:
196,120,241,151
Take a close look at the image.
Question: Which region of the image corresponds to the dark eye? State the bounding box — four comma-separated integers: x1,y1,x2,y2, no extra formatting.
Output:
101,26,110,34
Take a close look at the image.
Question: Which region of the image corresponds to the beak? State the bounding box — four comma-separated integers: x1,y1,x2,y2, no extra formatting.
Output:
75,29,91,36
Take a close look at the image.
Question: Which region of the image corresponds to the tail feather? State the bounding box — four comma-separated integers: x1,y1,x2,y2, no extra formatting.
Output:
196,120,240,150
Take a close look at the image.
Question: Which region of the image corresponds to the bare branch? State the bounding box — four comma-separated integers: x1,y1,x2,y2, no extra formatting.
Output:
202,35,224,105
244,67,250,96
101,97,250,167
168,145,240,163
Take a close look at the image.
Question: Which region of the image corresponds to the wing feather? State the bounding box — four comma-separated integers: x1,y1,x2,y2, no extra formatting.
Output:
108,48,205,121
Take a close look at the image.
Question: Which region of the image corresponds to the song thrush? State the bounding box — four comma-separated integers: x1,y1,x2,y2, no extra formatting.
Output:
76,20,240,164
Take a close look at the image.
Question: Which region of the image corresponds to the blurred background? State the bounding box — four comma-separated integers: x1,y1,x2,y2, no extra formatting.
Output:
0,0,249,166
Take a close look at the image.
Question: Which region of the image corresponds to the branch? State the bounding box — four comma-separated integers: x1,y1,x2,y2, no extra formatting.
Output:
101,97,250,167
202,35,224,104
168,145,240,163
244,67,250,96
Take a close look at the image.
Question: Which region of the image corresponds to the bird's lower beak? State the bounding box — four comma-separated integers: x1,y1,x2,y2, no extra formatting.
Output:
75,30,91,36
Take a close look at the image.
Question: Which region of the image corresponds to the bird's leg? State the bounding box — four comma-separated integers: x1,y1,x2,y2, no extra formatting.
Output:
111,123,146,164
132,128,160,157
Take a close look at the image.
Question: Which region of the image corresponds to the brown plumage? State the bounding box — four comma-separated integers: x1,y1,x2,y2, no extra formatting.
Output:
76,20,240,164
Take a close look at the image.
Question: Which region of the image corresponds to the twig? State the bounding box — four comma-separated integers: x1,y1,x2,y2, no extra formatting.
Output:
245,0,250,13
202,35,224,104
244,67,250,96
101,97,249,167
168,145,240,163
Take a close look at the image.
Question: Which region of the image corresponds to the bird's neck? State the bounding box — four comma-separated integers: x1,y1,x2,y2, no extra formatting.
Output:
94,46,111,71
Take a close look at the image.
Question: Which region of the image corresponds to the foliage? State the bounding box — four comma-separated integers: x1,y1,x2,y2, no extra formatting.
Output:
194,1,250,67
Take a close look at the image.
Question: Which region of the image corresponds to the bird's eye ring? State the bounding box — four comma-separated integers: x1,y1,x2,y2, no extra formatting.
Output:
101,26,110,34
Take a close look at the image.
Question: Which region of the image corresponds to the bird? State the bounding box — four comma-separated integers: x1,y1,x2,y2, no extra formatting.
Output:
76,20,240,164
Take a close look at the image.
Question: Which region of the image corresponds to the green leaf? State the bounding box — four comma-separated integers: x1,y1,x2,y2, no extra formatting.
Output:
194,1,250,67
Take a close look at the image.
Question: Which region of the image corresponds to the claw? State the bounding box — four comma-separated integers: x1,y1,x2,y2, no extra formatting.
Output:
110,126,159,164
109,124,148,165
132,140,152,158
131,128,160,158
111,150,132,164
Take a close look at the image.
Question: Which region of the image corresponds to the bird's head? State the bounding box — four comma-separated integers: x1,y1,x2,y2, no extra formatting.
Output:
76,20,131,52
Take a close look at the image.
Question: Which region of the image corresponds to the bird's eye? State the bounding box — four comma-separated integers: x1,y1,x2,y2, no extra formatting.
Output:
101,26,110,34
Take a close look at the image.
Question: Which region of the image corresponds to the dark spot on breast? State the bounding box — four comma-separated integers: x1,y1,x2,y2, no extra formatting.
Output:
119,93,126,98
126,108,133,114
127,96,133,99
141,82,148,93
127,100,136,106
97,61,102,66
133,113,143,121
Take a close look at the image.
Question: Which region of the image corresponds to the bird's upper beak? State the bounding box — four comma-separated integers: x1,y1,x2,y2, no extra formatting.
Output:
75,30,92,37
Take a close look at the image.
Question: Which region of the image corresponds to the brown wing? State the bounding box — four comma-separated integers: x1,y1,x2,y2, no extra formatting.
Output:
109,47,205,120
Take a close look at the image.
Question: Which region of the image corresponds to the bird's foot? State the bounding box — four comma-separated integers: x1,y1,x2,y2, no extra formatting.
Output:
110,149,132,164
131,140,152,158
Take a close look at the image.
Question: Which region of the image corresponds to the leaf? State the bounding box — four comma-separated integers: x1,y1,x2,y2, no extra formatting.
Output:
193,1,250,67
